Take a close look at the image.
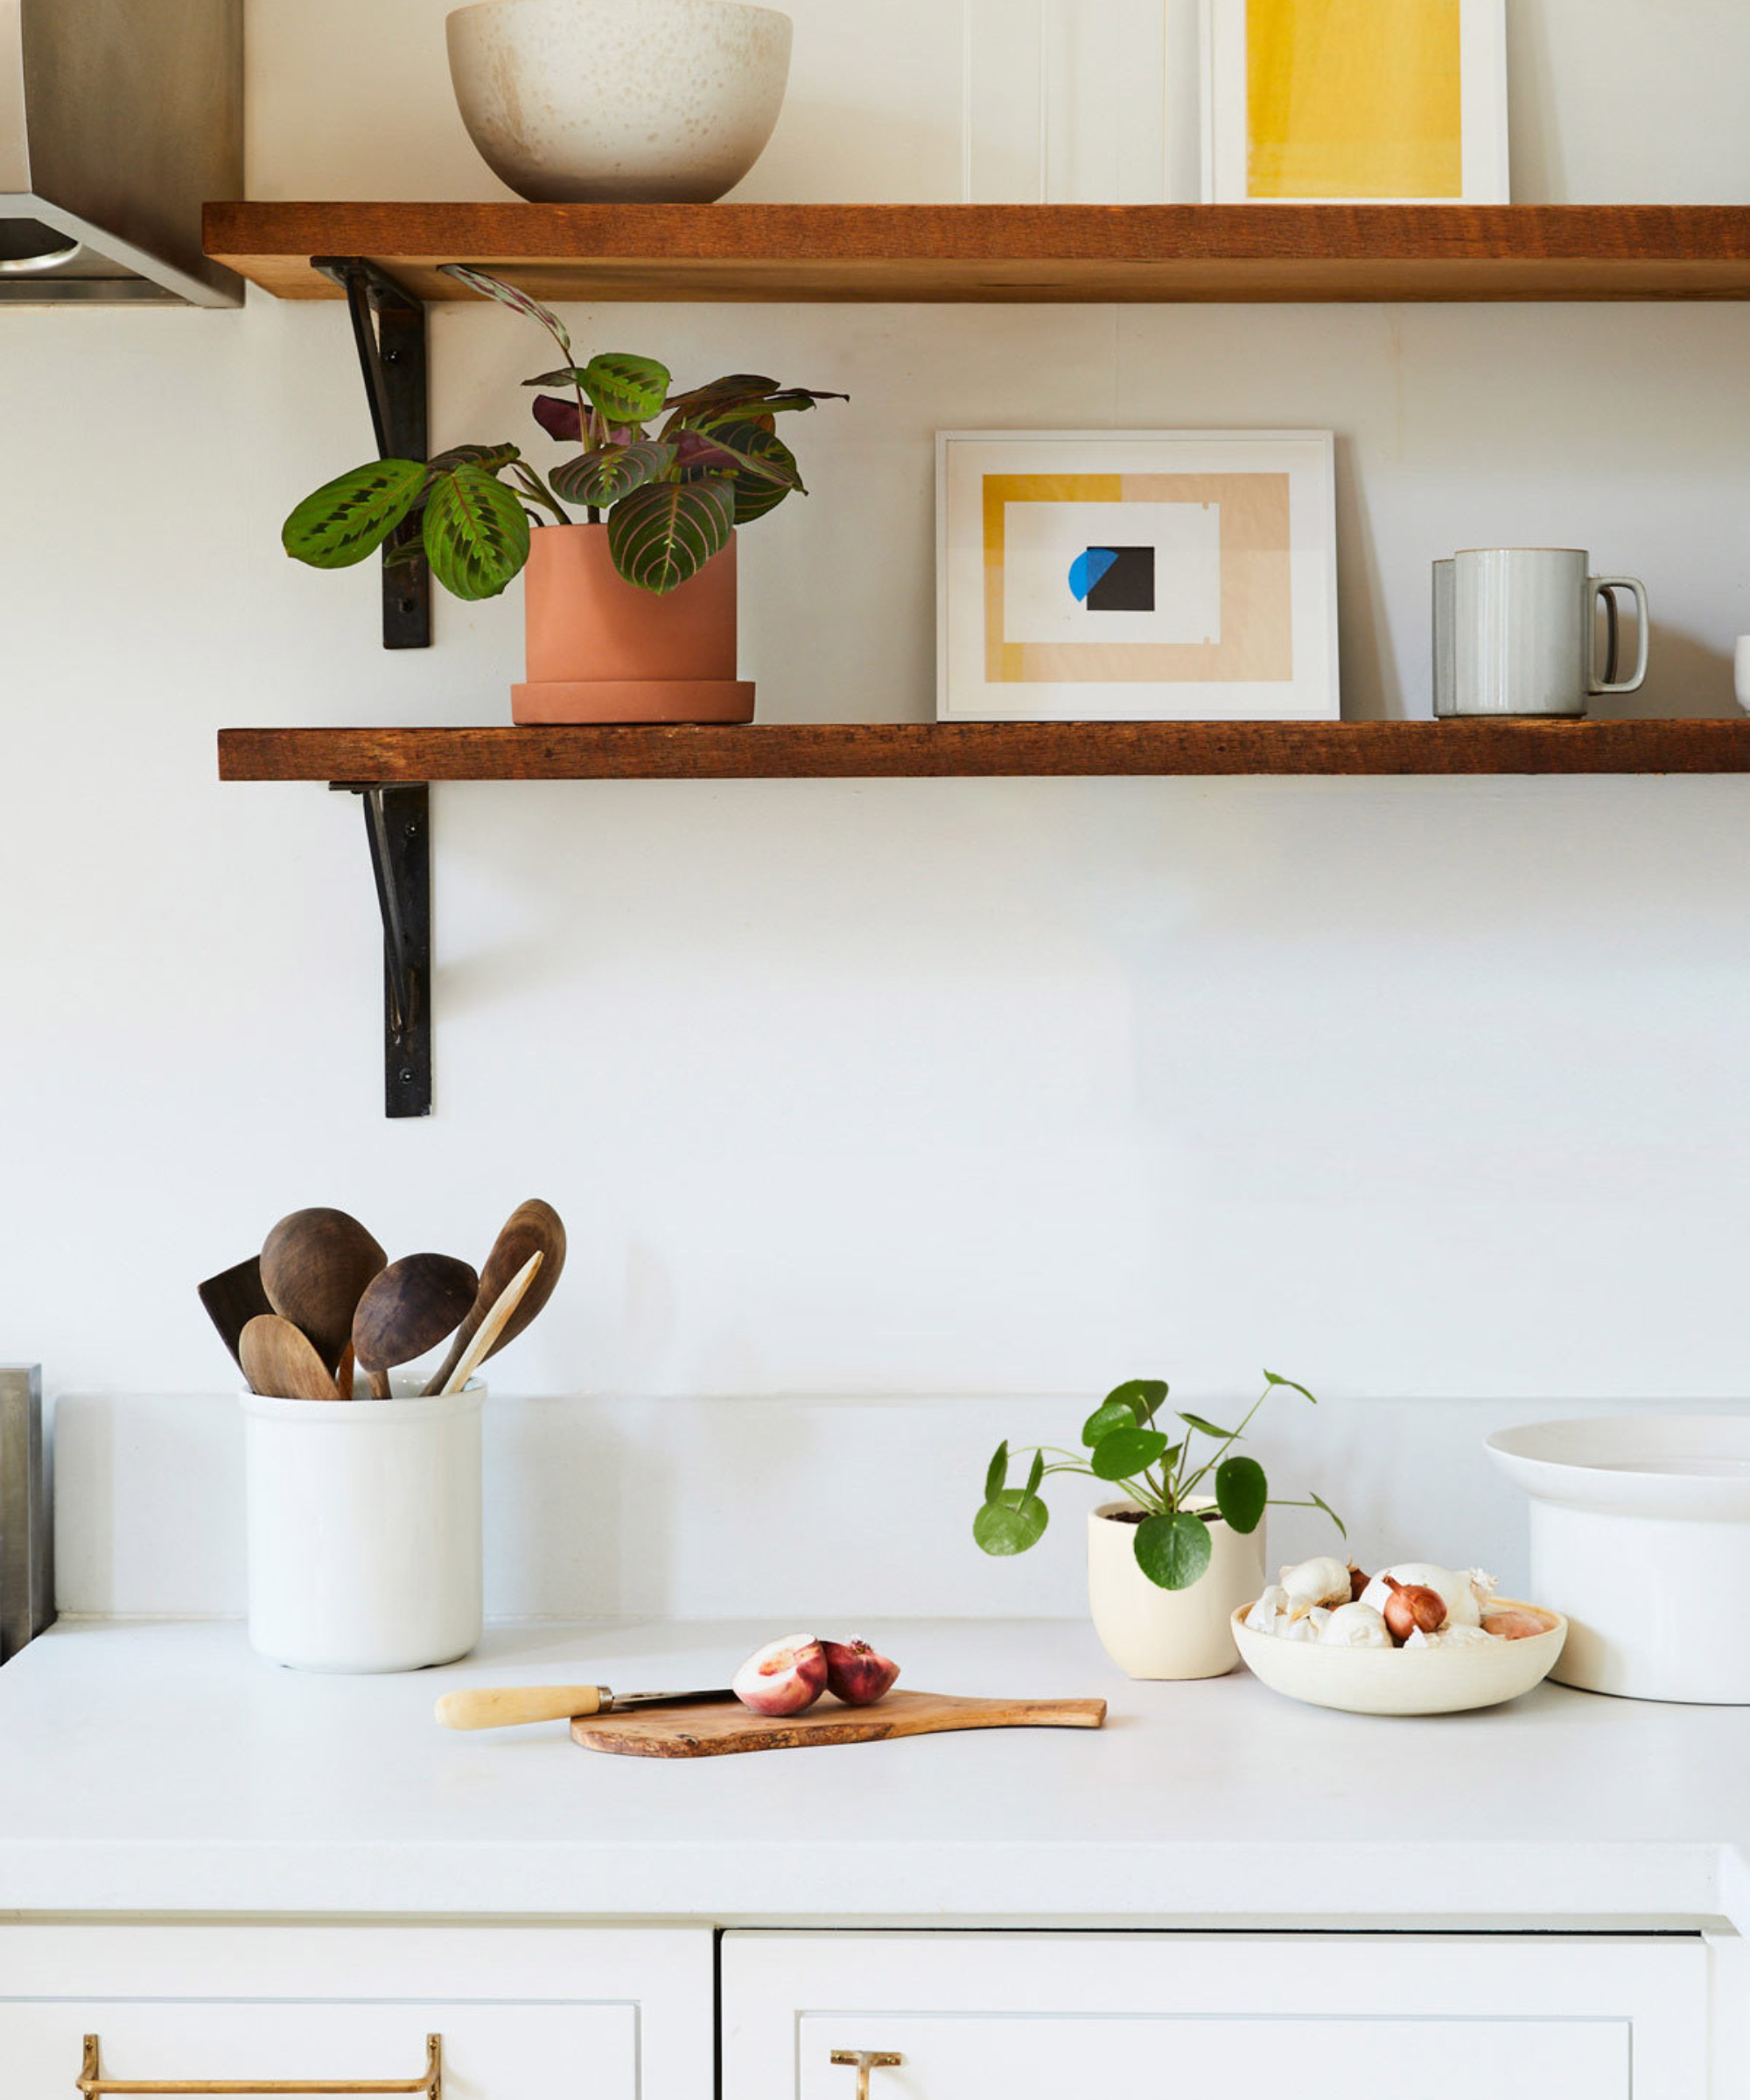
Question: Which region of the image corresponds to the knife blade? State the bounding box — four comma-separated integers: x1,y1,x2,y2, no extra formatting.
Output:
435,1683,738,1731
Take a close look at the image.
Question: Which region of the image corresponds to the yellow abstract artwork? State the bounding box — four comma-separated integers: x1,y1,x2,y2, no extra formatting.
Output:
1246,0,1463,200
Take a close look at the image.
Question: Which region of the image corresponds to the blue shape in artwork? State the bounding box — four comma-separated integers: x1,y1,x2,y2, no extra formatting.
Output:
1068,547,1118,603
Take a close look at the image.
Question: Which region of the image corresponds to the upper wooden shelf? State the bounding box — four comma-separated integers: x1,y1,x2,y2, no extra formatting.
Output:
203,203,1750,304
218,721,1750,783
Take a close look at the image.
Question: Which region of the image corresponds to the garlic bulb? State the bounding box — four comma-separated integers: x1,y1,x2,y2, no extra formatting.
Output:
1319,1601,1391,1649
1279,1606,1331,1642
1467,1567,1500,1609
1360,1563,1481,1628
1243,1585,1291,1634
1278,1556,1353,1616
1404,1622,1493,1650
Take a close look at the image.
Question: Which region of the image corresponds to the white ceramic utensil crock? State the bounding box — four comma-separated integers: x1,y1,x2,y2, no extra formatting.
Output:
1486,1415,1750,1704
1088,1500,1265,1679
241,1378,485,1673
446,0,793,204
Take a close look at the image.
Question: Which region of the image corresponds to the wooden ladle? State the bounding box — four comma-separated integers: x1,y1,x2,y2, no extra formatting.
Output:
353,1253,479,1399
422,1199,566,1395
240,1313,345,1402
261,1208,387,1375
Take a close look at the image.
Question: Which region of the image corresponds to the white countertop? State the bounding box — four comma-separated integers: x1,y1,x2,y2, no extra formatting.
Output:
1,1617,1743,1929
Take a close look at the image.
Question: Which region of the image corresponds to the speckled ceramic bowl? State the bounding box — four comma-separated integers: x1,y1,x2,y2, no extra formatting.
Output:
447,0,793,204
1232,1599,1568,1717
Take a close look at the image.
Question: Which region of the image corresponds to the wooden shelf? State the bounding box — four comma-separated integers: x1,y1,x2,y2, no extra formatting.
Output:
218,720,1750,784
203,203,1750,304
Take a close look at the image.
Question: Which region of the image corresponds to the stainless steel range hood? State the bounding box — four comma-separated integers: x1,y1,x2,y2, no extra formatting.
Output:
0,0,242,306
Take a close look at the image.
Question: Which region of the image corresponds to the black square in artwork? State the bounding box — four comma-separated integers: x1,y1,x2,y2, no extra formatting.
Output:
1086,544,1155,612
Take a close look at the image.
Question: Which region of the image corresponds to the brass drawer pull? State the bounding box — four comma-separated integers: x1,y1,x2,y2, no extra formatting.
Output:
830,2049,902,2100
78,2034,443,2098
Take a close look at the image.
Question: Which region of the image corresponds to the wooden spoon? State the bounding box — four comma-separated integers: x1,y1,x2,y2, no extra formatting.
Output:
421,1199,566,1395
240,1313,345,1402
261,1208,387,1374
353,1253,479,1399
197,1256,274,1372
438,1250,542,1396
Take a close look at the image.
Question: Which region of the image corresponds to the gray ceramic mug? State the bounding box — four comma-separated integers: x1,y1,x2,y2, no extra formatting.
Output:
1433,550,1648,718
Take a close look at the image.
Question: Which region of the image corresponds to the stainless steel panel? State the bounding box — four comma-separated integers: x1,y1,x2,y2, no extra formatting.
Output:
0,1364,52,1662
0,0,242,306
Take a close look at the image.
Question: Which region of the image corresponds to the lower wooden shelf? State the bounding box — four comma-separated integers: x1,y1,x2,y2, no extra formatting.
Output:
218,719,1750,784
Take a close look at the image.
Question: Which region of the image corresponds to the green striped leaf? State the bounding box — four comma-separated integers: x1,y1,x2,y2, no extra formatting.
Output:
427,442,521,475
282,458,428,570
550,441,676,508
581,353,671,427
438,265,572,356
670,424,802,524
420,465,530,601
607,476,734,595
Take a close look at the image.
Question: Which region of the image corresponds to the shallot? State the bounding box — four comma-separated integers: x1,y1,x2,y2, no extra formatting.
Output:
822,1638,900,1705
1381,1575,1447,1642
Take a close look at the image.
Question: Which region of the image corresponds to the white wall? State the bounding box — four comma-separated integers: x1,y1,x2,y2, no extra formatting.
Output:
6,3,1750,1615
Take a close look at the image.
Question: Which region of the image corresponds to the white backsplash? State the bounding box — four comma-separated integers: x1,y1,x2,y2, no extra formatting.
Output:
48,1390,1746,1623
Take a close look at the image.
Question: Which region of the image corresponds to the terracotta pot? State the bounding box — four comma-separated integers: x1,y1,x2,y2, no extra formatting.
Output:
512,522,755,724
1087,1499,1267,1680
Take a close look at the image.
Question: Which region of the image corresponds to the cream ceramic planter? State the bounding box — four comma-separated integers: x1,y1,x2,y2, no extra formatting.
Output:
1088,1500,1266,1680
241,1378,485,1674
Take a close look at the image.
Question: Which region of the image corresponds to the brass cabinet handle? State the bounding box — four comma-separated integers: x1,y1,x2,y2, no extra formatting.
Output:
78,2034,442,2098
830,2049,903,2100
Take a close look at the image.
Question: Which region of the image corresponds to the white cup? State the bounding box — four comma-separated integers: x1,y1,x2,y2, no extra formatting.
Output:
1434,549,1648,718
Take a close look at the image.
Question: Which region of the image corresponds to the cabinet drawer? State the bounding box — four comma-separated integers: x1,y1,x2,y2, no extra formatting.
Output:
723,1930,1709,2100
0,1924,712,2100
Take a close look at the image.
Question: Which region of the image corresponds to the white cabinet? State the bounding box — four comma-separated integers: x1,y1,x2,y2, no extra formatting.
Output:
0,1924,712,2100
723,1930,1710,2100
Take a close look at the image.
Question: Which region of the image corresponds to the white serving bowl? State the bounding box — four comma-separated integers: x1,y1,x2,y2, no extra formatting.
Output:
1231,1600,1567,1717
447,0,793,204
1486,1414,1750,1703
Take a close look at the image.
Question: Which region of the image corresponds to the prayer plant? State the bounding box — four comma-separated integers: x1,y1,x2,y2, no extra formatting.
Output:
975,1371,1344,1591
282,265,846,601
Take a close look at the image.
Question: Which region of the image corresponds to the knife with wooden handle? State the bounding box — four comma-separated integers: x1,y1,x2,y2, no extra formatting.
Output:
436,1683,738,1731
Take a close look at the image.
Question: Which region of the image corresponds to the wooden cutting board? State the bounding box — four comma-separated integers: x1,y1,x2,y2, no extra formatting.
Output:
570,1690,1107,1759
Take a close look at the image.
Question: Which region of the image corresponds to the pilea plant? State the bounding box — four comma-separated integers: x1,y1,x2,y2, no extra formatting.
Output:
282,264,845,601
975,1372,1344,1591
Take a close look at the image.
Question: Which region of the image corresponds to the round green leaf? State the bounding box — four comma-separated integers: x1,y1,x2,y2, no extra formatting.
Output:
582,352,672,427
1088,1425,1170,1482
1104,1378,1166,1423
1133,1510,1213,1590
1178,1410,1240,1442
421,464,531,601
1214,1454,1267,1534
283,458,428,570
1081,1398,1140,1447
973,1491,1049,1557
607,476,735,594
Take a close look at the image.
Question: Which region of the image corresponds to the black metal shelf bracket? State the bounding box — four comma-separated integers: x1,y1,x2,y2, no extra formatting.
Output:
312,256,430,651
334,782,433,1118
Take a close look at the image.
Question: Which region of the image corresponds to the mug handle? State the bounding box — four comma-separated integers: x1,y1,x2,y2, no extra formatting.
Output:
1590,576,1649,694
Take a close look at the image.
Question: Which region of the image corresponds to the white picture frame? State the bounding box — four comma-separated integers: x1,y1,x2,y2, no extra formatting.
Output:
1200,0,1509,206
936,430,1340,724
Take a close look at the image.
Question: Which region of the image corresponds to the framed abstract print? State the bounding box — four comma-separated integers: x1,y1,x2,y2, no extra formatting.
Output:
935,430,1339,723
1200,0,1508,206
